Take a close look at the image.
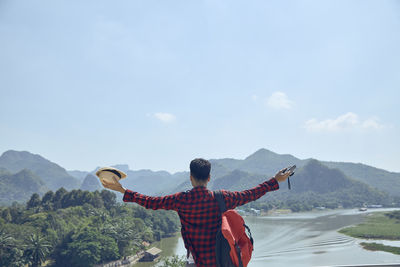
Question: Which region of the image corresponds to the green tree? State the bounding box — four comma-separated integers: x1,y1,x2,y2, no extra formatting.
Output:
41,191,54,204
100,190,116,210
57,227,119,267
0,228,18,266
0,189,181,267
0,229,25,267
23,232,51,267
159,255,186,267
1,208,12,222
53,187,67,209
27,193,41,210
90,192,104,209
90,209,110,225
41,191,54,211
45,213,64,235
102,219,142,256
142,227,154,242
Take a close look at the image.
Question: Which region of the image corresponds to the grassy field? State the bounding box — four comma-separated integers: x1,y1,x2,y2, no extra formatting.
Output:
360,242,400,255
339,211,400,255
339,211,400,240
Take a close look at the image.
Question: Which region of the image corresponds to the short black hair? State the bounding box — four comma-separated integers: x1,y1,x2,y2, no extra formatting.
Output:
190,158,211,181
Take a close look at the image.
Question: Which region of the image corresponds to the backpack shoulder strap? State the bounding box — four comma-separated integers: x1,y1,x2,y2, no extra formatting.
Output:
214,190,227,214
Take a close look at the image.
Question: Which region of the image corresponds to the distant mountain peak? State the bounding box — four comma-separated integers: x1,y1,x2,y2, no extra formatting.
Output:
1,150,45,161
111,164,130,173
304,158,321,167
80,173,101,192
244,148,301,164
0,149,80,191
245,148,278,160
0,150,65,171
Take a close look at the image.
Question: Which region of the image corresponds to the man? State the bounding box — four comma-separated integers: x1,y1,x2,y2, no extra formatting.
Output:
101,158,293,267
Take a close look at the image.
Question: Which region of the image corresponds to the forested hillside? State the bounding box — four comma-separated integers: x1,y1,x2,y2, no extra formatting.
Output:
0,150,80,191
263,160,392,211
322,161,400,196
0,169,48,205
0,189,179,267
210,149,400,197
169,159,396,213
1,149,399,210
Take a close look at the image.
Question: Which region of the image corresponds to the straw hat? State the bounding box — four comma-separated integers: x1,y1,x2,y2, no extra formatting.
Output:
96,166,127,183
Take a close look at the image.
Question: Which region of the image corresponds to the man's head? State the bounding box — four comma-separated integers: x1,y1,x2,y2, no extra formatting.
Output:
190,158,211,186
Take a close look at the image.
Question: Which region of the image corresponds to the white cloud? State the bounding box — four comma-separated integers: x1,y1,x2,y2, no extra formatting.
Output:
305,112,385,132
362,116,384,130
266,91,293,110
152,112,176,123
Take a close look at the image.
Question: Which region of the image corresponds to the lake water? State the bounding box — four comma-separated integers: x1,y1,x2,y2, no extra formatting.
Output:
135,208,400,267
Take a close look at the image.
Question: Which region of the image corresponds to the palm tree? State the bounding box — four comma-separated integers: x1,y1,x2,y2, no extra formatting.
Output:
102,219,142,256
0,228,14,249
1,227,29,266
24,232,51,267
0,228,16,265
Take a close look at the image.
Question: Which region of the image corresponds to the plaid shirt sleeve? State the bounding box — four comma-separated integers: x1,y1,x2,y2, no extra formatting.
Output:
122,190,181,210
222,177,279,210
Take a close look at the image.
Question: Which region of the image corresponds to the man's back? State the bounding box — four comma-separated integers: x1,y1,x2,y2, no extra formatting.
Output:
178,186,222,266
123,178,279,267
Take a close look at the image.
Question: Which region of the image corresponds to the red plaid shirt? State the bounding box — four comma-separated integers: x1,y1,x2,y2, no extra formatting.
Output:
123,178,279,267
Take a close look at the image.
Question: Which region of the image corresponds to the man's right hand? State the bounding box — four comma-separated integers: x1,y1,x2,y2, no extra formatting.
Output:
274,168,293,183
101,177,126,194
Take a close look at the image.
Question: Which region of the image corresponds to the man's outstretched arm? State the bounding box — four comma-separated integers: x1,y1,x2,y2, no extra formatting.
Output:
222,168,292,210
122,190,181,210
101,178,180,211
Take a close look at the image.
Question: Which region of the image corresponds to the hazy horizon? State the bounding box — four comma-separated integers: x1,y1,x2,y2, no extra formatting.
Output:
1,147,398,175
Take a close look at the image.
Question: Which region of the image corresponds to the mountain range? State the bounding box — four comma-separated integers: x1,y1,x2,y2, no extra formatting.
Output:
0,169,48,205
0,149,399,206
0,150,80,190
211,149,400,196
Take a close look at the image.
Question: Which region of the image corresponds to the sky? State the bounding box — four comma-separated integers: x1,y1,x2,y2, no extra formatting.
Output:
0,0,399,173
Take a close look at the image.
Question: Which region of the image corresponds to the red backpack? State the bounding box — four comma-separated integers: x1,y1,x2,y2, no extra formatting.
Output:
214,191,254,267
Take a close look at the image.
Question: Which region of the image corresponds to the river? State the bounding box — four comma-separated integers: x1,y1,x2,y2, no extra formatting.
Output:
134,208,400,266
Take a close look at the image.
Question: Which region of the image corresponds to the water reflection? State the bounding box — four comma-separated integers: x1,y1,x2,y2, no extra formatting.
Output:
138,209,400,266
247,209,400,267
